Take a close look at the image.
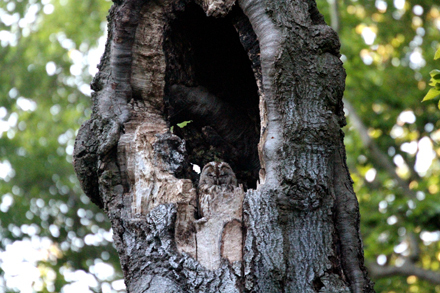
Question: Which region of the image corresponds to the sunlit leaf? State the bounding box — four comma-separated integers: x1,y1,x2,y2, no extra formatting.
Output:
422,88,440,102
429,69,440,79
435,48,440,60
177,120,193,128
429,69,440,76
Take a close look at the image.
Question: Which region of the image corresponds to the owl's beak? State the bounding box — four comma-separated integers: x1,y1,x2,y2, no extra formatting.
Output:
215,178,219,185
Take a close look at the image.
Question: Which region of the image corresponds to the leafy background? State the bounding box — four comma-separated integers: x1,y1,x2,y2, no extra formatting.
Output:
0,0,440,292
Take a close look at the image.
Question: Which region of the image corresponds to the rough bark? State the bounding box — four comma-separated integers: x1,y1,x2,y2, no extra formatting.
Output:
73,0,375,291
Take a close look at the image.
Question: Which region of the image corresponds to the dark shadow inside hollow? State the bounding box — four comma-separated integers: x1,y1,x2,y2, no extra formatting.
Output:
163,3,261,189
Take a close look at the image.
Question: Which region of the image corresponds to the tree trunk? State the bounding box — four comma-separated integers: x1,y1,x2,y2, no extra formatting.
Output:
73,0,375,292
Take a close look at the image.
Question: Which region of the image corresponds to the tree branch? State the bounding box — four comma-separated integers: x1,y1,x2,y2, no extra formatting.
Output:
325,0,439,288
367,261,440,285
343,99,416,199
326,0,416,200
328,0,340,33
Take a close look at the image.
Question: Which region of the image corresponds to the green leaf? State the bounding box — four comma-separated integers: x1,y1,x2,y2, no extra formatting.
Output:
177,120,193,128
429,69,440,78
435,48,440,60
422,88,440,101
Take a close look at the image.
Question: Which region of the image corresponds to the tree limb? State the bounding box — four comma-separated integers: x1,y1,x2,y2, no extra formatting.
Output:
326,0,416,200
325,0,440,288
367,261,440,285
343,99,416,199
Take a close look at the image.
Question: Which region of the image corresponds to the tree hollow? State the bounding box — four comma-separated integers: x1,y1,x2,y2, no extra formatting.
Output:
164,3,261,189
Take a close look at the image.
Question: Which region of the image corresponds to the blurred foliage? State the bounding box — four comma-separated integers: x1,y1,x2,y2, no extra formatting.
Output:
423,48,440,107
1,0,440,292
0,0,123,292
316,0,440,291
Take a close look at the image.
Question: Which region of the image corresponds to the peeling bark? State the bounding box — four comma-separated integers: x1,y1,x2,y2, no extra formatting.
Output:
73,0,374,291
196,185,244,270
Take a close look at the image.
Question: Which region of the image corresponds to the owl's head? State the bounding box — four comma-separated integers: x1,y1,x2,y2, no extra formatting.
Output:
199,162,237,187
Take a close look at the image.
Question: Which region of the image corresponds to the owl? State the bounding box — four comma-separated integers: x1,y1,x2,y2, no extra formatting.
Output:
198,162,237,218
196,162,243,270
199,161,237,187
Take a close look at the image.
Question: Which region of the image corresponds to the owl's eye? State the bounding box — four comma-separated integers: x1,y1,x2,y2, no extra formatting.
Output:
208,173,215,177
